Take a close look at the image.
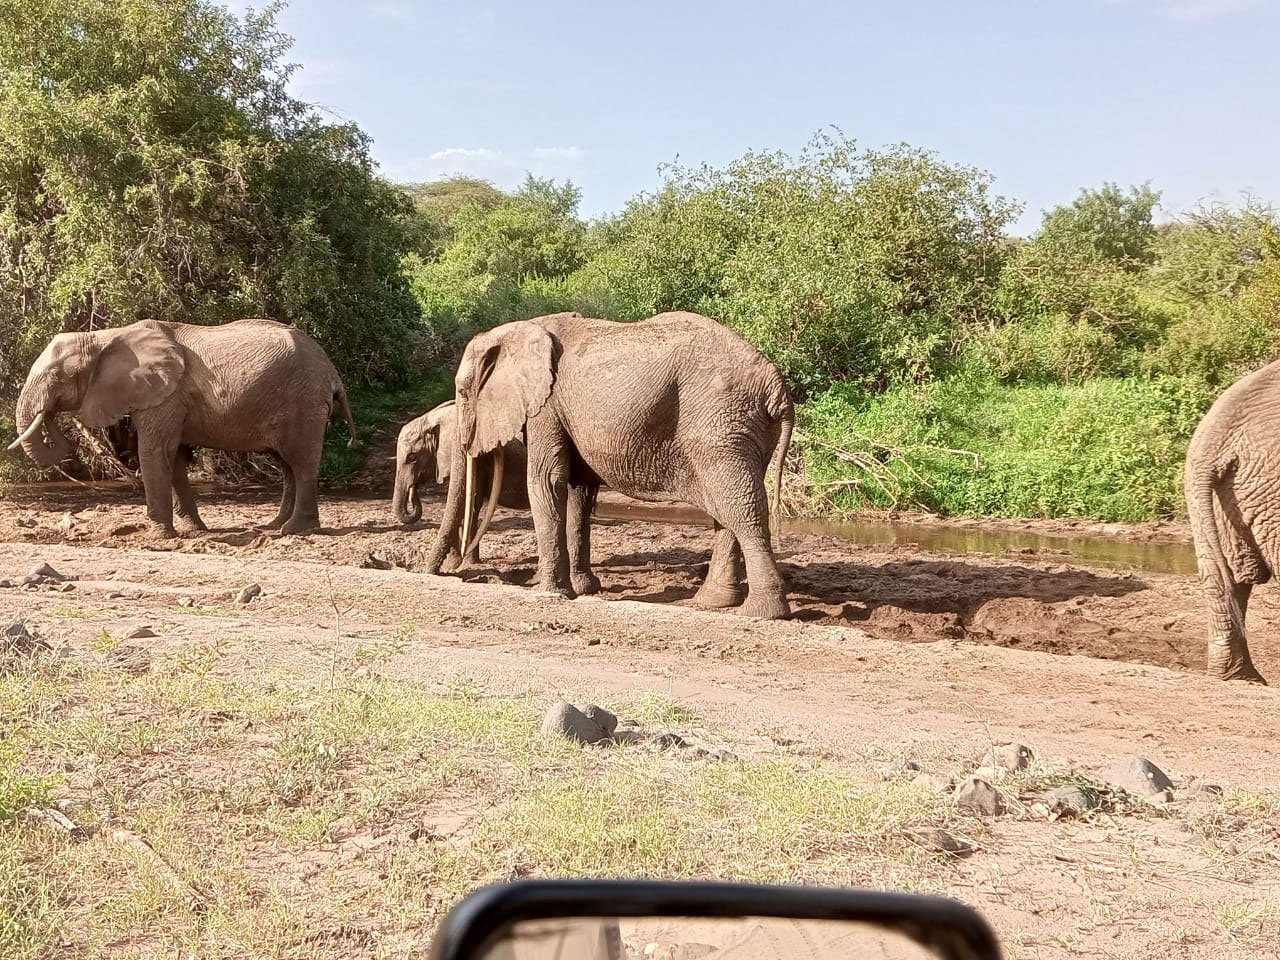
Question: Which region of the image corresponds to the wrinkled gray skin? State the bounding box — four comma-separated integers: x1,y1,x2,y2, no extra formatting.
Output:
12,318,355,537
427,311,794,619
393,399,528,569
1183,358,1280,683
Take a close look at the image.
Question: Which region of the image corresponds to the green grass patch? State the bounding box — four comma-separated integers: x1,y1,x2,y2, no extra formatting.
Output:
321,369,454,484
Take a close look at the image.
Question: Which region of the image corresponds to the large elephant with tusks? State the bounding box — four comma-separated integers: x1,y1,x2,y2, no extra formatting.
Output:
427,311,794,619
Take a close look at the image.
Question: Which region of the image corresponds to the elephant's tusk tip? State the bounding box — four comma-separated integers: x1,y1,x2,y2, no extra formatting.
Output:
5,438,21,451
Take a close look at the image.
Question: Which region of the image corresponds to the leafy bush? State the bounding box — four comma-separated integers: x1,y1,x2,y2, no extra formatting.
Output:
800,375,1213,521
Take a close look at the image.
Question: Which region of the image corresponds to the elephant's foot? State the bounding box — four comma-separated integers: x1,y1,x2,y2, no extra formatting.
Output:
692,581,745,610
535,579,575,600
570,571,601,596
1209,640,1267,684
281,515,320,535
146,521,179,541
1221,663,1267,684
736,591,791,620
176,516,208,534
258,516,288,531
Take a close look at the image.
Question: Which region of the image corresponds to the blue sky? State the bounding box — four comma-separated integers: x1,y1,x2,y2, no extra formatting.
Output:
260,0,1280,233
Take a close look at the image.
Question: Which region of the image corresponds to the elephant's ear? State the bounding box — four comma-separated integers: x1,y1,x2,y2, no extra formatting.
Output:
457,321,554,456
79,321,185,429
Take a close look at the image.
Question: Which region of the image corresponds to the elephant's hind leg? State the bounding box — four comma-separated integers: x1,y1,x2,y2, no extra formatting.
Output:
171,447,208,532
700,461,789,619
1207,580,1266,683
692,522,746,609
279,432,322,535
261,457,296,530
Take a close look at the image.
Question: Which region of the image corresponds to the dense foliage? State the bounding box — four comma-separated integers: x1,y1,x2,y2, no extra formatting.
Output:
2,0,1277,519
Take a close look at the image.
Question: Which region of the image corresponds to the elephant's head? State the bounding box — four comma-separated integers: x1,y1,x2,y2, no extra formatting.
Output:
451,318,559,555
392,401,457,524
9,321,185,468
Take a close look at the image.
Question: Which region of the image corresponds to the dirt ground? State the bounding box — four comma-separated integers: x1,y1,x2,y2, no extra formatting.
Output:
3,481,1280,959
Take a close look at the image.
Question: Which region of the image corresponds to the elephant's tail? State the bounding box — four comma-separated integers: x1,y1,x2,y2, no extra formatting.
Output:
768,392,794,535
1187,458,1243,644
335,382,358,449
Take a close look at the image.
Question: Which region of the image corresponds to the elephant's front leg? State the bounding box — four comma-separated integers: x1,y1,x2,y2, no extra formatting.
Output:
526,418,575,598
692,522,745,609
137,428,179,539
567,482,600,596
171,446,208,533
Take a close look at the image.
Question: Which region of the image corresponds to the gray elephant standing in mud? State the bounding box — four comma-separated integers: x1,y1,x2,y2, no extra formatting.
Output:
10,318,356,537
427,311,794,619
1184,357,1280,683
393,399,528,569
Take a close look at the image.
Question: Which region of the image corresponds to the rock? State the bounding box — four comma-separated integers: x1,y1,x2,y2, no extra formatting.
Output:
56,582,75,593
983,742,1034,773
575,703,618,737
105,591,126,600
907,827,975,857
23,806,83,836
235,583,263,604
29,562,63,581
2,620,51,658
708,749,738,762
954,776,1005,817
106,645,152,675
878,757,922,780
176,597,195,608
652,733,687,750
540,702,611,745
22,574,44,586
0,579,12,589
125,626,157,640
1047,784,1102,818
1105,756,1174,798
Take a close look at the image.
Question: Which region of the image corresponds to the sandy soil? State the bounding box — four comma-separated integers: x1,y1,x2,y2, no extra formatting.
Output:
3,482,1280,959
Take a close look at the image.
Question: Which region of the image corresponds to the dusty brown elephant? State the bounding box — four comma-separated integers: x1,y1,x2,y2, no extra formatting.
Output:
427,311,794,619
1184,357,1280,683
10,318,356,536
392,399,528,569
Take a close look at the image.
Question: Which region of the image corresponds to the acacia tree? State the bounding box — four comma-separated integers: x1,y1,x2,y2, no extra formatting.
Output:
0,0,418,391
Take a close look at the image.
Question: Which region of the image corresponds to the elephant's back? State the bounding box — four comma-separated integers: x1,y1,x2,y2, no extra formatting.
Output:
1188,358,1280,469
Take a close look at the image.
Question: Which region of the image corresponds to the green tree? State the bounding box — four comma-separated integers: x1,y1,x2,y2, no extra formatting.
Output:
400,176,506,258
0,0,418,390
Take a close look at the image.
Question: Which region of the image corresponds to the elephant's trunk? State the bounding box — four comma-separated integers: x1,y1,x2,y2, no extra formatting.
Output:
392,465,423,524
424,434,468,574
12,377,72,467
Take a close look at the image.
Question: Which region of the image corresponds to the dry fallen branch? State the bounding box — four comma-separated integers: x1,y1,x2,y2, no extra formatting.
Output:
109,828,208,912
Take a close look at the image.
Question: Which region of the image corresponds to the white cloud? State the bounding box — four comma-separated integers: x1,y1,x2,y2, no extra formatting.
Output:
1107,0,1265,20
392,146,586,186
370,2,417,22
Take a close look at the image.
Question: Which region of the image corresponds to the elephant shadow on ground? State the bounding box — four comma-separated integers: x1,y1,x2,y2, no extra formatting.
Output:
593,548,1150,634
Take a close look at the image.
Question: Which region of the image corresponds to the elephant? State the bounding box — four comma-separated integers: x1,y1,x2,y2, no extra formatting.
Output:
392,399,528,569
1183,357,1280,684
426,311,794,619
9,318,356,537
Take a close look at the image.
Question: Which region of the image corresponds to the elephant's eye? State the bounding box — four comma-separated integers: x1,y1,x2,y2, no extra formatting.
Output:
406,452,417,462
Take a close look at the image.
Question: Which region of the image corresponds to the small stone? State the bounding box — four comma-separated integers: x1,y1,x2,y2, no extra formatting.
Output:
56,582,75,593
105,591,126,600
1105,756,1174,798
907,828,975,857
22,574,44,586
2,620,51,657
878,757,922,781
540,702,610,745
983,743,1034,772
913,772,954,793
0,579,13,589
176,597,195,608
584,637,601,647
125,626,157,640
23,806,82,836
574,704,618,737
1047,784,1102,818
652,733,687,750
29,562,63,581
235,583,263,604
708,749,738,762
1147,788,1173,805
954,776,1005,817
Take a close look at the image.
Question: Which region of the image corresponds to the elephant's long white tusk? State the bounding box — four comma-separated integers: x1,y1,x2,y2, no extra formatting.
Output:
460,445,504,566
460,453,475,559
7,411,46,451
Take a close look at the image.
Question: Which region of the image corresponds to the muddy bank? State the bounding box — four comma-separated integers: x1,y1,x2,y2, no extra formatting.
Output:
0,484,1260,679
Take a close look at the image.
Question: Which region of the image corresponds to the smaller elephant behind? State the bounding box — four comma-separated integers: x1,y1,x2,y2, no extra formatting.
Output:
393,399,528,569
1184,357,1280,684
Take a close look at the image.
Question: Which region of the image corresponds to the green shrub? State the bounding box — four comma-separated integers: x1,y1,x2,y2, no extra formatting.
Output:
800,374,1213,521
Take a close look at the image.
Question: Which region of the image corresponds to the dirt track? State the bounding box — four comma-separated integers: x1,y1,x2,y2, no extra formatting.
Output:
4,484,1280,959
